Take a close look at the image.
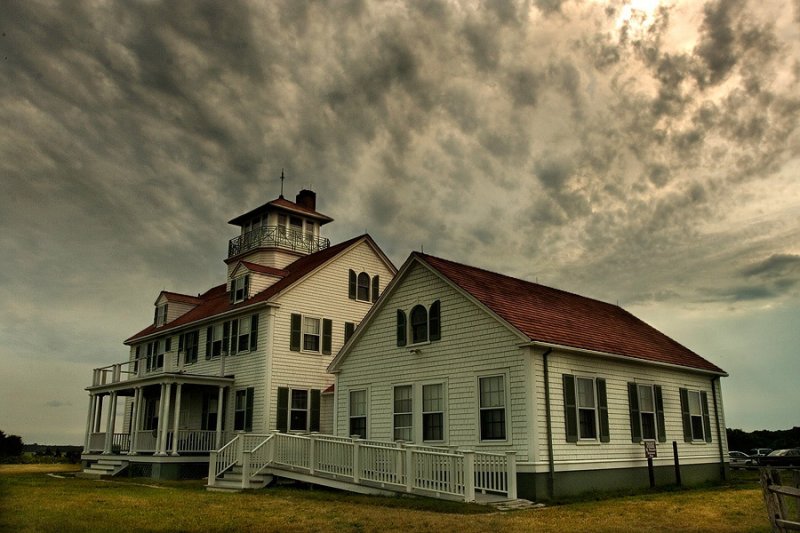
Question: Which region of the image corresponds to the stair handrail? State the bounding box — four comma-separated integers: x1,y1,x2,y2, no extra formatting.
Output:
208,434,240,487
246,433,276,480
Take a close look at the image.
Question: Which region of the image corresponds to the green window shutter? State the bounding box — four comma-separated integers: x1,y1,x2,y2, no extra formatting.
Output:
628,382,641,443
597,378,610,443
371,275,380,303
205,327,212,360
655,385,667,442
250,314,259,351
344,322,355,343
164,304,168,321
396,310,407,347
429,300,441,341
679,388,692,442
229,283,235,303
276,387,289,432
230,319,239,355
243,275,250,300
178,333,184,352
348,270,356,300
322,319,333,355
701,391,712,443
290,314,301,351
563,374,578,443
154,307,158,324
310,389,321,432
222,321,230,355
245,388,254,432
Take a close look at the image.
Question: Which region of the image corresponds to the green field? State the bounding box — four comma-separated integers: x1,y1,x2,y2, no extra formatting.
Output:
0,465,771,532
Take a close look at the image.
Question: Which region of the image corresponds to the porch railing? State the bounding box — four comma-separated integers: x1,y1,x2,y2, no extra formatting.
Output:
227,225,330,258
208,432,517,502
85,430,228,455
90,349,228,387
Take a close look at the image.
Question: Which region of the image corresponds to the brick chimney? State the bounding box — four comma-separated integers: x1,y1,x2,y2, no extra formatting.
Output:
295,189,316,211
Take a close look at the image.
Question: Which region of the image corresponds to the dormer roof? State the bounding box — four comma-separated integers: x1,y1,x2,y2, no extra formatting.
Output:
154,291,204,306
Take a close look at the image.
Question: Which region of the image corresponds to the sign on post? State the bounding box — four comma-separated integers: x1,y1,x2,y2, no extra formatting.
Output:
644,440,657,459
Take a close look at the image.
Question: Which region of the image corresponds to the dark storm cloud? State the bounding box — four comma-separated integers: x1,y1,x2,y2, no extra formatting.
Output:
742,254,800,278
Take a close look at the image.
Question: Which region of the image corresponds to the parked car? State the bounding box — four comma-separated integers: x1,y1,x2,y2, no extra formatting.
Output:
749,448,773,458
758,448,800,467
728,451,752,469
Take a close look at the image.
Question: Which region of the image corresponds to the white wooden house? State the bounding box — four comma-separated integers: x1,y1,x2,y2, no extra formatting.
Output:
81,190,396,479
327,252,730,500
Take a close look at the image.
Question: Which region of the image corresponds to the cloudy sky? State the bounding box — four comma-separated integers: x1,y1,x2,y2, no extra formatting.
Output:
1,0,798,445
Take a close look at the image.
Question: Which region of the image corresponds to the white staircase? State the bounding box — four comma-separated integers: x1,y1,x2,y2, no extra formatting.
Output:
78,458,129,478
206,465,273,492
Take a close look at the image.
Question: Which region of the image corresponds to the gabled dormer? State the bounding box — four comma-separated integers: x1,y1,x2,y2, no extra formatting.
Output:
225,189,334,273
228,261,289,303
153,291,203,327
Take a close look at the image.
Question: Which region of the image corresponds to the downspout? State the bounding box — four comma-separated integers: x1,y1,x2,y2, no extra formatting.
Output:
711,377,726,480
542,348,555,499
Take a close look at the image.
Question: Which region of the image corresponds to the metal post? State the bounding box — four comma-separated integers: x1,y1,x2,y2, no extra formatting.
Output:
506,451,518,499
673,441,682,486
648,456,655,488
463,451,476,502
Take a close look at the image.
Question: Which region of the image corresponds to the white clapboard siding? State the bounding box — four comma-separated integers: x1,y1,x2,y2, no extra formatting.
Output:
535,349,727,470
266,240,395,430
335,262,530,459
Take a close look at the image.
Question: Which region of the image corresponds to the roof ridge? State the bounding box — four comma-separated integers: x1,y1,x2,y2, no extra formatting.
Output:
416,252,619,310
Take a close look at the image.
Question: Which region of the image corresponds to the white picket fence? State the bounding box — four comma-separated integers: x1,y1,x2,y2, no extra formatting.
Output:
209,432,517,502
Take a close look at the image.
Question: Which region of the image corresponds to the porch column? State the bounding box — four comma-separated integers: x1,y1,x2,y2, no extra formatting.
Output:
129,387,141,456
157,383,173,456
94,394,104,432
154,384,167,456
214,386,225,449
170,383,183,456
83,393,96,452
103,391,118,455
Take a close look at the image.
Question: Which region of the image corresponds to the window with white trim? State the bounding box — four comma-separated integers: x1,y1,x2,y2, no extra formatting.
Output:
397,300,441,346
349,389,367,439
154,303,168,327
208,323,225,358
479,375,506,441
393,385,413,441
576,377,598,440
179,330,199,364
231,275,249,303
234,388,254,432
348,270,380,303
290,389,309,431
303,317,320,352
638,384,656,440
688,390,705,441
422,384,444,442
276,387,320,433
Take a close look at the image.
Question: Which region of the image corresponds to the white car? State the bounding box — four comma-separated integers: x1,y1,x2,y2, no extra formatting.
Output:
728,451,751,469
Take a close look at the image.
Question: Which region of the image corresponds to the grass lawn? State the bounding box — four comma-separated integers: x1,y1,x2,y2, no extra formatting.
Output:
0,465,771,532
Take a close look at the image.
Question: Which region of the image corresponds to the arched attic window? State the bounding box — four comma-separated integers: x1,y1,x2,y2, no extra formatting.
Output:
410,305,428,344
357,272,370,301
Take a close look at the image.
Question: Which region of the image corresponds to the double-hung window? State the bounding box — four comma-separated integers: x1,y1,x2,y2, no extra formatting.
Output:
479,375,506,441
393,385,413,441
207,323,226,358
230,315,259,354
422,384,444,442
276,387,321,433
349,390,367,438
290,314,332,354
179,330,200,364
234,388,254,432
628,383,666,442
201,392,220,431
563,374,610,442
680,388,711,442
410,305,428,344
230,275,249,303
147,339,166,371
154,303,168,326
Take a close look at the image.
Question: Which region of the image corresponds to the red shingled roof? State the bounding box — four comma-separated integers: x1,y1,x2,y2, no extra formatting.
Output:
159,291,204,305
125,235,374,344
239,261,289,277
417,253,725,374
228,196,333,226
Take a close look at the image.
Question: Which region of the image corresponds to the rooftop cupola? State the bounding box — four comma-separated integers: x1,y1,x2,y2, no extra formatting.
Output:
225,188,333,271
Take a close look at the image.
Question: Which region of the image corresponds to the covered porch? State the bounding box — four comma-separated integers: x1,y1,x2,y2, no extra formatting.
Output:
83,366,234,458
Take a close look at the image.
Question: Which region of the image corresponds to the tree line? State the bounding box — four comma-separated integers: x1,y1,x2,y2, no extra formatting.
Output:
726,427,800,453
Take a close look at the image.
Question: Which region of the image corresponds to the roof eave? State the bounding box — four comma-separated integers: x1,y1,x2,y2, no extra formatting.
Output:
524,340,728,377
